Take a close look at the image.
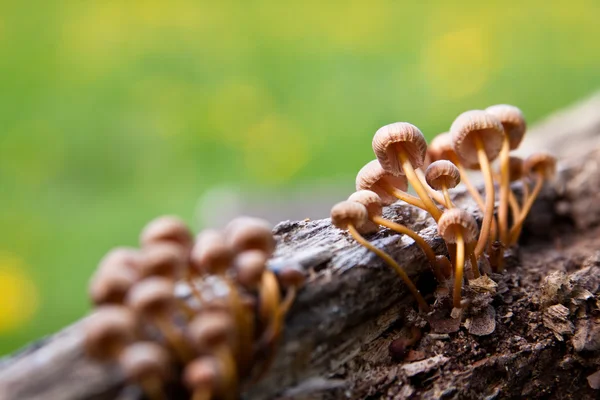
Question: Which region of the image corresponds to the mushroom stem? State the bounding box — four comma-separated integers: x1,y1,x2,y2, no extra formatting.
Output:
509,175,545,245
453,231,466,308
468,242,480,279
222,277,254,373
214,346,238,400
153,317,191,363
185,270,204,302
415,168,448,207
508,189,521,226
498,137,511,244
371,215,442,282
192,390,212,400
347,224,429,312
473,135,496,258
381,182,426,209
441,183,454,209
398,151,442,221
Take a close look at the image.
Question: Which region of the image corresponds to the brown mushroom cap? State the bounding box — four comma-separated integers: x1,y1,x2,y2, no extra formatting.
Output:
276,265,306,288
191,229,233,275
508,156,525,182
428,132,479,169
140,216,194,250
119,342,171,382
187,311,234,352
183,357,220,391
355,160,409,205
97,248,142,275
233,250,267,288
139,243,187,279
89,268,139,305
437,208,479,243
84,306,137,360
425,160,461,190
450,110,505,165
224,217,276,256
372,122,428,175
485,104,526,150
524,152,557,179
347,190,382,234
330,201,369,232
126,277,175,316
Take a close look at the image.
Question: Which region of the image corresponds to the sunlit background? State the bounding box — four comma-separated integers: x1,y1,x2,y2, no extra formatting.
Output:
1,0,600,354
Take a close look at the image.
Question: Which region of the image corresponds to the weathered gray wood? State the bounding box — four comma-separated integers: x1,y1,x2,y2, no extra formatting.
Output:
1,94,600,400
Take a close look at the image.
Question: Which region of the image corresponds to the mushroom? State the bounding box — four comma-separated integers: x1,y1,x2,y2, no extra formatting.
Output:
347,190,443,282
191,229,233,276
89,248,142,305
356,159,425,209
372,122,442,220
437,209,479,308
224,216,276,256
126,277,191,362
450,110,505,257
485,105,527,244
184,356,225,400
509,152,556,244
187,312,238,400
84,305,137,360
140,243,187,280
119,342,171,400
425,160,461,209
140,215,194,251
233,250,267,290
330,200,429,311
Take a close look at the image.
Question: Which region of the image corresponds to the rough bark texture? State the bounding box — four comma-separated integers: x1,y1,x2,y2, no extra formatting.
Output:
2,95,600,400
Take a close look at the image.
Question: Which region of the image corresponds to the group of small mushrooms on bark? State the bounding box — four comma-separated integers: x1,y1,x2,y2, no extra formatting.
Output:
332,105,556,312
82,104,555,400
84,216,304,400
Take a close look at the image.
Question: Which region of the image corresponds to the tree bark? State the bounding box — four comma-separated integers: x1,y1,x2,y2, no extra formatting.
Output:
2,95,600,400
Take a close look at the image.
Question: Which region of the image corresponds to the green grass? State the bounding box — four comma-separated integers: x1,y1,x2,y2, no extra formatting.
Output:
1,0,600,354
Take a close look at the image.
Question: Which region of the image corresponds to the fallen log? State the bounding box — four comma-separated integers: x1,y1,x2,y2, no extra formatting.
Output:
2,95,600,400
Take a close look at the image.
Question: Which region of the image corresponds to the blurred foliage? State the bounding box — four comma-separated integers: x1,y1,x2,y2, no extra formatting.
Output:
1,0,600,355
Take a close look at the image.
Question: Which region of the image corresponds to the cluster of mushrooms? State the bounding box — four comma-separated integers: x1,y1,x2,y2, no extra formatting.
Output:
84,216,304,400
331,105,556,312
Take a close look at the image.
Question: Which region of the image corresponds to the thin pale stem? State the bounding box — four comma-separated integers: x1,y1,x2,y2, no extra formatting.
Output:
398,152,442,221
468,242,480,279
453,232,466,308
442,184,454,209
473,135,496,258
498,137,511,244
416,168,448,207
509,175,544,245
372,215,443,282
222,276,253,374
508,188,521,226
154,317,192,363
383,183,426,209
348,224,429,312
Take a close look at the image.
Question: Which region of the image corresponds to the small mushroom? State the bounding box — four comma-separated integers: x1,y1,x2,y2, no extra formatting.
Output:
356,159,425,209
119,342,171,400
331,201,429,311
485,105,527,244
89,248,142,305
437,209,479,308
127,277,191,362
348,190,442,282
233,250,267,290
372,122,442,220
224,217,276,256
139,243,187,280
84,305,137,360
188,312,238,400
509,152,556,244
425,160,461,209
140,215,194,251
450,110,505,257
184,356,225,400
191,229,233,276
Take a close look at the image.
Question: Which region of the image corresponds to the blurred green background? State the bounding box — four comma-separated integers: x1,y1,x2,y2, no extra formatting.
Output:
1,0,600,354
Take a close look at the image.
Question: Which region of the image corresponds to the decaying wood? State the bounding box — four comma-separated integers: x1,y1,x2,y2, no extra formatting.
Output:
2,95,600,400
